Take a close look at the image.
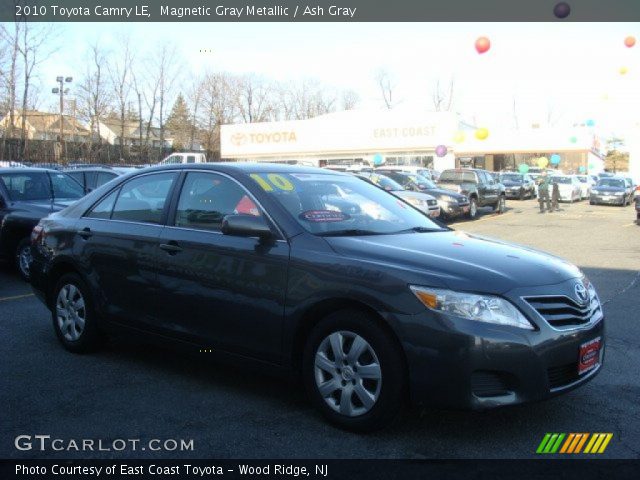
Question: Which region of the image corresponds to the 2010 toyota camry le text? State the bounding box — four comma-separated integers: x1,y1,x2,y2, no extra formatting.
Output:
29,164,605,431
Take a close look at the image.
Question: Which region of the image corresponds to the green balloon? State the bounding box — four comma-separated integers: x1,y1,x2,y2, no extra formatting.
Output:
518,164,530,174
588,163,595,169
570,136,577,143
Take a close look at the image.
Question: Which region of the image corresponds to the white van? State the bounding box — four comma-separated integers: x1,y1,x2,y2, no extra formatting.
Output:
159,153,207,165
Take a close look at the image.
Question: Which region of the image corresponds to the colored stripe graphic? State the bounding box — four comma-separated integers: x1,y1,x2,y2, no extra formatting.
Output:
537,433,613,454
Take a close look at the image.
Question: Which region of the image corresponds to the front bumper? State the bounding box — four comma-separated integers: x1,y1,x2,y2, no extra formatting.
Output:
590,194,625,205
394,279,605,409
504,188,524,199
438,200,470,218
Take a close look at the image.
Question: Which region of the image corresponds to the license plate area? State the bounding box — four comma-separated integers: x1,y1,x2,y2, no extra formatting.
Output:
578,337,602,375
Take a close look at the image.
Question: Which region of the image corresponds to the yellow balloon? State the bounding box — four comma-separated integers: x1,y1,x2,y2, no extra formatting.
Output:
537,157,549,168
475,128,489,140
619,66,628,75
453,131,465,143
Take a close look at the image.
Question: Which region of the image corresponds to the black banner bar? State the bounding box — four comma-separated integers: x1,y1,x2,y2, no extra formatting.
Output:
1,0,640,22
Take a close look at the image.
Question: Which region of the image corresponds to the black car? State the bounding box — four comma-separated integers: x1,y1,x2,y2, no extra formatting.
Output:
64,166,137,194
437,168,506,218
375,170,470,220
499,172,536,200
590,177,630,206
0,168,85,280
30,164,605,431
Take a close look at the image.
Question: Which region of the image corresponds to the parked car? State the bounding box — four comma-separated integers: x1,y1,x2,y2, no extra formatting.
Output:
550,175,582,203
0,168,84,280
575,175,595,200
375,165,436,181
375,170,470,220
437,168,506,218
64,167,137,194
623,177,635,204
30,164,604,431
499,172,536,200
159,152,207,165
590,177,632,206
636,196,640,225
355,172,440,218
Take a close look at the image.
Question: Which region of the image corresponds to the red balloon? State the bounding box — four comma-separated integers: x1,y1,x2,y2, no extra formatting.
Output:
475,36,491,54
624,36,636,48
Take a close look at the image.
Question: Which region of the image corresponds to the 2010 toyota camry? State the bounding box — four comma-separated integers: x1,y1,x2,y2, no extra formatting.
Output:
29,164,605,431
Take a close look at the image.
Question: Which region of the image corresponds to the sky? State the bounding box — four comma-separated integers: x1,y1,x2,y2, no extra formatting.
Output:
24,21,640,144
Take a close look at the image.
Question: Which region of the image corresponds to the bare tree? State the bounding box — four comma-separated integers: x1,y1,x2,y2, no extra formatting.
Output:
151,43,181,152
199,72,237,156
340,89,360,111
375,68,395,110
0,23,20,159
185,76,203,149
432,77,455,112
235,74,275,123
108,36,134,159
279,79,337,120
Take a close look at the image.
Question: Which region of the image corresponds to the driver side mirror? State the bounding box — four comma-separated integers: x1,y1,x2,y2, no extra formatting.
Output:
221,214,273,240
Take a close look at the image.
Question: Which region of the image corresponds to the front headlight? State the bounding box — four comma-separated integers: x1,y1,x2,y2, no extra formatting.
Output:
410,286,535,329
405,197,428,208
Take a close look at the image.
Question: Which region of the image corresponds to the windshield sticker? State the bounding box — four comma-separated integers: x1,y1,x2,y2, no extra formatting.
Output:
249,173,294,192
299,210,350,223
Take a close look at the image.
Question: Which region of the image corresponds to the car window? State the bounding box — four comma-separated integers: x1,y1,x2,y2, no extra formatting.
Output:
49,172,85,199
86,189,119,219
111,172,177,224
174,172,261,231
187,156,196,164
67,171,85,187
0,172,52,201
439,170,477,183
96,171,117,187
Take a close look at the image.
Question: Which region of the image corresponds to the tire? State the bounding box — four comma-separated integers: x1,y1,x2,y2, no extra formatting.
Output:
519,189,525,201
495,195,506,214
590,200,595,205
15,238,32,282
51,273,104,353
302,309,406,432
467,197,478,219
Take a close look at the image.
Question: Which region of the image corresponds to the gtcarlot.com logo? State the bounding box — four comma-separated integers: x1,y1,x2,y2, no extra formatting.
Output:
536,433,613,454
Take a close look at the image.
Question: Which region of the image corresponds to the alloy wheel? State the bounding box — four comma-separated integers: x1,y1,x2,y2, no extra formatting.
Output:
314,331,382,417
18,245,32,279
55,284,86,341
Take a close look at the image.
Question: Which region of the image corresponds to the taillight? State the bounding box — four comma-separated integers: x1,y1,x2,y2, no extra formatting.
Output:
31,224,45,245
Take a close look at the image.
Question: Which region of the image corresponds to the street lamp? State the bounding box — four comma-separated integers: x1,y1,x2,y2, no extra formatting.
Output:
52,76,72,163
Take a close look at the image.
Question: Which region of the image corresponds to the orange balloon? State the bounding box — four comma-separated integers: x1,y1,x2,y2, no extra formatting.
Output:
475,37,491,54
624,36,636,48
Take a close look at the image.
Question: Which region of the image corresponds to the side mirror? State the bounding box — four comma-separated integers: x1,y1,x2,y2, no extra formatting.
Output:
221,214,273,240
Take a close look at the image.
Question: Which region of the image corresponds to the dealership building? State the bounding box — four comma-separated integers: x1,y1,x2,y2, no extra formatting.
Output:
220,109,606,174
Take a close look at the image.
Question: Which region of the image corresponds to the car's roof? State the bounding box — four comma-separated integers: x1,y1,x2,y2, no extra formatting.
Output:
64,167,117,172
142,162,349,176
0,167,58,173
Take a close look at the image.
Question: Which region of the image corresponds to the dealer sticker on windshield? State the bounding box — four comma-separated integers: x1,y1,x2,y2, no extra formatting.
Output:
578,336,602,375
299,210,350,223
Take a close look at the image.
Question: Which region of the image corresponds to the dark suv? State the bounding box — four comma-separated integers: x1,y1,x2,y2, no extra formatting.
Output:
437,168,506,218
30,164,604,431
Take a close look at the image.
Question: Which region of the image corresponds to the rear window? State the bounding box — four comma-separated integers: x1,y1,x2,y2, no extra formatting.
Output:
0,171,83,201
439,170,477,183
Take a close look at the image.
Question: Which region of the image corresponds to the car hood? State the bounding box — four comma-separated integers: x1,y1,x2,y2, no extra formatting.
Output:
423,188,467,201
393,191,436,202
325,230,582,294
502,180,523,186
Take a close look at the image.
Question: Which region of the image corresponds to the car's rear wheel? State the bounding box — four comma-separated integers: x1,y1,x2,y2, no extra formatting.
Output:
494,195,506,214
15,238,32,282
303,309,406,432
467,197,478,219
52,273,104,353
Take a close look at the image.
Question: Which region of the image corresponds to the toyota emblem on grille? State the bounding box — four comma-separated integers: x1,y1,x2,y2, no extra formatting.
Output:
574,283,589,305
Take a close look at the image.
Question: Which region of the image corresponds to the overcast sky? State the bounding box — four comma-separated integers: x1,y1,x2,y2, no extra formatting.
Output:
29,21,640,142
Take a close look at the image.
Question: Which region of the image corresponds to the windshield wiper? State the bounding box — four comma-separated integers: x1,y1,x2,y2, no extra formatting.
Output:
391,226,446,234
317,229,385,237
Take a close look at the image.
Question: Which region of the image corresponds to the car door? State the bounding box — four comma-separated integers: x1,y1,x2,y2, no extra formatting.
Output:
476,171,492,206
74,171,179,328
154,170,290,363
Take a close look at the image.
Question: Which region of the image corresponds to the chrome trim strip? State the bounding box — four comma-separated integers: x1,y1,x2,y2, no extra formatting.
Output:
520,293,603,332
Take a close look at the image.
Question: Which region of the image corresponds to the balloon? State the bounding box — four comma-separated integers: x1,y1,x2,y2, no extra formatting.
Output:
435,145,448,157
474,127,489,140
588,163,595,169
585,119,595,127
578,166,586,173
553,2,571,19
453,131,465,143
569,136,577,143
624,36,636,48
619,66,628,75
518,164,530,174
373,154,383,166
475,37,491,54
550,154,561,165
537,157,549,168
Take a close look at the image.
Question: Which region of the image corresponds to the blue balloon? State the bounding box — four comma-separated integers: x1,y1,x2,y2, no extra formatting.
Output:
578,165,586,173
373,154,383,166
550,154,561,165
586,119,595,127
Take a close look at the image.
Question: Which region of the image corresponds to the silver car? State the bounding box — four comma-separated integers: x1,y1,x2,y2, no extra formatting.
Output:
551,175,582,202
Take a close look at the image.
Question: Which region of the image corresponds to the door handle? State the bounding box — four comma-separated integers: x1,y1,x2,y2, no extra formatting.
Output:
159,242,183,255
77,227,92,239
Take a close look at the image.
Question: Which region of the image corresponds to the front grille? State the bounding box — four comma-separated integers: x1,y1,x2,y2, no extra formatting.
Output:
547,363,580,389
471,370,513,397
524,294,602,329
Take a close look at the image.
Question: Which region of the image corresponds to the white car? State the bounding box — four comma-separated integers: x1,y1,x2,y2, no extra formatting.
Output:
574,175,595,200
550,175,582,202
159,152,207,165
374,165,435,181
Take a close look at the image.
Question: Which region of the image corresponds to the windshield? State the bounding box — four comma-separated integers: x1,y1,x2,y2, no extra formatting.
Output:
597,178,625,188
576,176,588,183
439,170,477,184
0,171,83,202
367,173,405,191
249,172,443,235
551,176,571,184
500,174,523,183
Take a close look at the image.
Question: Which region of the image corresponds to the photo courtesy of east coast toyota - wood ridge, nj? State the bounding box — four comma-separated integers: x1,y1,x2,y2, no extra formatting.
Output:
1,1,640,479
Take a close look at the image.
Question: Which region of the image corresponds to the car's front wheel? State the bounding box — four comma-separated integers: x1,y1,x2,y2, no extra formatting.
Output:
15,238,32,282
467,197,478,219
303,309,406,432
52,273,104,353
494,195,506,214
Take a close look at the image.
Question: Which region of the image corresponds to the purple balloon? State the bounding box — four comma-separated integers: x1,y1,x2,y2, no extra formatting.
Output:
554,2,571,19
435,145,448,157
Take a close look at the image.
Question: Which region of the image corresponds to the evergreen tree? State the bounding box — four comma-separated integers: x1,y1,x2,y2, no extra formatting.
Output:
165,94,192,150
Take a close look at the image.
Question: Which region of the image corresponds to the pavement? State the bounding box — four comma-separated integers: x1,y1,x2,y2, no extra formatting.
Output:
1,198,639,459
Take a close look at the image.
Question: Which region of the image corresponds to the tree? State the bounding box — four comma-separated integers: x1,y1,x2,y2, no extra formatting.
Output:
151,44,181,153
0,23,20,159
340,89,360,111
108,36,134,158
199,72,237,157
164,93,191,150
431,77,455,112
375,68,395,110
235,74,274,123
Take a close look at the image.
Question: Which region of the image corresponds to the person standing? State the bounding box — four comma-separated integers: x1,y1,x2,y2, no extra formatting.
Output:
537,171,552,213
551,181,560,212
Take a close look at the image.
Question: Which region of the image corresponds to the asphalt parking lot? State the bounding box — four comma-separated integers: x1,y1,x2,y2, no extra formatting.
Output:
1,198,639,459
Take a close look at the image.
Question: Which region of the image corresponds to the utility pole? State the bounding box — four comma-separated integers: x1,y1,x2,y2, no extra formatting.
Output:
52,76,73,164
